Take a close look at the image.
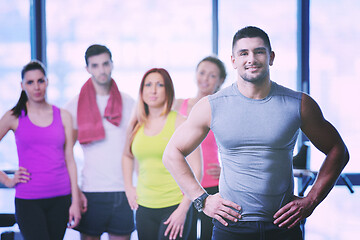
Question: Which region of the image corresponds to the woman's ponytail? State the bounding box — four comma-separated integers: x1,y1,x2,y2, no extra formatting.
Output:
11,90,28,117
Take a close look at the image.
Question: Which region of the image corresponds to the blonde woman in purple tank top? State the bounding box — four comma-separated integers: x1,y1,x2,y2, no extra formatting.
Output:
0,60,81,240
172,56,227,240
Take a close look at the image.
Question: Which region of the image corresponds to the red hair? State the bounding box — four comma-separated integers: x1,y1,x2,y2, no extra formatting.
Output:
130,68,175,144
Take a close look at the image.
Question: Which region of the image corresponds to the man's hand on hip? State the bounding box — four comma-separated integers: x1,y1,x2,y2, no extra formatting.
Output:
203,193,242,226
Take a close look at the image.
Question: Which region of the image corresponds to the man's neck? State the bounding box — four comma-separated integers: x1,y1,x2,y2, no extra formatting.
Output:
92,79,111,96
236,78,272,100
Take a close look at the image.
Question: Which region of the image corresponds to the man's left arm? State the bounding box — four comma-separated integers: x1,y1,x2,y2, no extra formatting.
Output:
273,93,349,228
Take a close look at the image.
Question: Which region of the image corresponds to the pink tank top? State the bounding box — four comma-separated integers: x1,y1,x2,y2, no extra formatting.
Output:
179,99,219,188
14,105,71,199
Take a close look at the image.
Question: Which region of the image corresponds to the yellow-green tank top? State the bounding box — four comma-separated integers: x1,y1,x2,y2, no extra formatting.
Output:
131,111,182,208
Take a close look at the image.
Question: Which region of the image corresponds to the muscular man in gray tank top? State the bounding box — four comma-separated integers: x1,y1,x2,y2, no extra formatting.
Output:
163,26,349,240
209,81,302,222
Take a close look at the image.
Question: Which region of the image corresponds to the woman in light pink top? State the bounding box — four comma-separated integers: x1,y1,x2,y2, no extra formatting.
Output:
173,56,226,240
0,60,81,240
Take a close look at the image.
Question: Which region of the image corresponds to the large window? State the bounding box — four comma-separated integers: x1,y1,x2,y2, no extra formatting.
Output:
309,0,360,172
46,0,212,106
0,0,30,170
0,0,30,230
305,0,360,239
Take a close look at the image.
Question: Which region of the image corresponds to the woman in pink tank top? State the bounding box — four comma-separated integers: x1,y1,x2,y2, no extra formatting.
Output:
0,60,81,240
173,56,227,240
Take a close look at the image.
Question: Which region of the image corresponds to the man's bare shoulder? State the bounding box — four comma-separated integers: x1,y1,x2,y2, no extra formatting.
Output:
188,97,211,128
192,97,210,111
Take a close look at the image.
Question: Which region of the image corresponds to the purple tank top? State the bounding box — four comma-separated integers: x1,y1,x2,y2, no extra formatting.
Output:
14,105,71,199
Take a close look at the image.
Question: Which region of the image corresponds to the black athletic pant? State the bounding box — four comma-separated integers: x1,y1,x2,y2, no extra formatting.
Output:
185,186,219,240
136,204,190,240
15,195,71,240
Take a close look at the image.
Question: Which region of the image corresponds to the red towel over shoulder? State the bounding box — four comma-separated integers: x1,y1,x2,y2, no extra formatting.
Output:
77,78,123,144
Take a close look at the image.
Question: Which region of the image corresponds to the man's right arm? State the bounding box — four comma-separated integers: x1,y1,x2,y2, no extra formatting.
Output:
163,97,241,226
164,98,209,200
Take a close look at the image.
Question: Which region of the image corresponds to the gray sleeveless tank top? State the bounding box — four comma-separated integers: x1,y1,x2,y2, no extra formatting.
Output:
208,81,302,221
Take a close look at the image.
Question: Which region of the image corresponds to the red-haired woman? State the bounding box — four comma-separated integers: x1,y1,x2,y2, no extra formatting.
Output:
122,68,202,240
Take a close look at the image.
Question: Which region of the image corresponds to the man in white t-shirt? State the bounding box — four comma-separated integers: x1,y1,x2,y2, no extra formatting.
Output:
65,44,135,240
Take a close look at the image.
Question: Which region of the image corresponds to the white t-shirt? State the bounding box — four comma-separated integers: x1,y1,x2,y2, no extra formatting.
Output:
65,92,135,192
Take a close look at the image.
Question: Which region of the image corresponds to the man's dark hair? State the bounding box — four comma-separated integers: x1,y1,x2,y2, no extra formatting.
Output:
85,44,112,66
232,26,272,53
